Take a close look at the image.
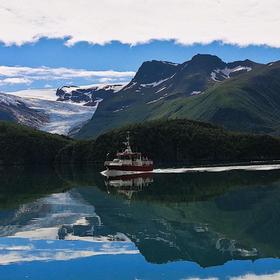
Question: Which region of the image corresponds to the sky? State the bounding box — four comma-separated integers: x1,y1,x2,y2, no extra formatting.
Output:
0,0,280,91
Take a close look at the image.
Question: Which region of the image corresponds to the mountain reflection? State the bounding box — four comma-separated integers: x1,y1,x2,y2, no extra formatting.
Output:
1,166,280,267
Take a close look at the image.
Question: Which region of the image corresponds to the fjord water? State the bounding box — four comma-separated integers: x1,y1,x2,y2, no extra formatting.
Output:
0,166,280,279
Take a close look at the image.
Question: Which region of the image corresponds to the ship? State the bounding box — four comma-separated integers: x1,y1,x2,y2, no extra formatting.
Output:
104,132,153,176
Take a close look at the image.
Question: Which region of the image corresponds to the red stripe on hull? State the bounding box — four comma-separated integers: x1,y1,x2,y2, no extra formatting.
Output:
106,165,153,172
107,173,153,181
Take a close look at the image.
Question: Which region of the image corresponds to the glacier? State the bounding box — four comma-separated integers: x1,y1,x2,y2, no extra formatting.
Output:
4,88,98,135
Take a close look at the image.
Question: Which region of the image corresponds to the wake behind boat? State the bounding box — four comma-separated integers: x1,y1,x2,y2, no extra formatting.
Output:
104,132,153,176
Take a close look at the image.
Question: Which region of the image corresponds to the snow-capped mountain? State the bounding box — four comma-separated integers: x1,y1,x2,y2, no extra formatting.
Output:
76,54,265,138
1,84,128,135
1,88,101,135
56,84,125,105
121,54,260,99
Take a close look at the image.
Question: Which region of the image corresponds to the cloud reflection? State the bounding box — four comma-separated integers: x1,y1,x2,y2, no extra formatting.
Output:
0,237,138,265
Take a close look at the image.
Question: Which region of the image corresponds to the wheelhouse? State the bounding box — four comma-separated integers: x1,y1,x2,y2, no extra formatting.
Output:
116,152,142,161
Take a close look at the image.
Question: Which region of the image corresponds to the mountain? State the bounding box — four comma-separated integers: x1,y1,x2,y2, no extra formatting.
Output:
75,54,264,138
0,89,98,135
0,84,128,136
0,92,47,128
152,60,280,134
0,121,71,165
121,55,259,98
56,119,280,165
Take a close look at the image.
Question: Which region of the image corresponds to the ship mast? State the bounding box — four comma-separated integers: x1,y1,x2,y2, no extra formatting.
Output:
124,131,132,153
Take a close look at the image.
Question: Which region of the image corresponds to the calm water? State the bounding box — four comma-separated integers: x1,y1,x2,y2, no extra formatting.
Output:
0,165,280,279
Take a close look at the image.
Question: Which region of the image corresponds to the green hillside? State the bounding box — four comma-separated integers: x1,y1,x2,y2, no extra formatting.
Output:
156,61,280,134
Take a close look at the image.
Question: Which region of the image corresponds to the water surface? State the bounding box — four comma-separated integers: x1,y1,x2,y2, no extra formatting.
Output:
0,166,280,279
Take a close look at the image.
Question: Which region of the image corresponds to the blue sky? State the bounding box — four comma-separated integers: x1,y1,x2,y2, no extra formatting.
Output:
1,39,280,92
0,0,280,91
1,39,280,70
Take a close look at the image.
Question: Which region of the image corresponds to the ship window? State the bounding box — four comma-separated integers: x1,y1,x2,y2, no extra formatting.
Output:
119,155,131,160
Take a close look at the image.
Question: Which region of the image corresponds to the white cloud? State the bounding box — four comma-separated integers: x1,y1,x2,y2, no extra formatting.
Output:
0,248,138,265
0,238,139,265
0,65,135,88
0,0,279,47
0,66,135,80
0,77,32,85
181,278,218,280
180,273,280,280
230,272,280,280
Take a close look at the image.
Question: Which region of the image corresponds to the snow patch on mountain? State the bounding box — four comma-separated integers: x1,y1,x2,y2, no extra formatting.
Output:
161,61,179,66
211,71,219,81
94,84,125,92
211,66,252,81
113,108,124,113
156,86,167,93
56,83,126,106
231,66,252,73
220,66,252,78
140,74,175,88
8,88,58,101
190,91,202,96
147,94,168,104
60,84,125,94
0,92,47,128
58,86,79,94
123,82,137,91
0,92,22,106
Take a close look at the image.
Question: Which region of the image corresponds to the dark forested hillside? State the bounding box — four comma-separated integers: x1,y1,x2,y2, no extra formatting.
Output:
3,119,280,167
57,119,280,165
0,121,71,165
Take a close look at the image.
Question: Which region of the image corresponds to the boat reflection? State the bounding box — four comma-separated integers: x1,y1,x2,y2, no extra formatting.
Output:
104,173,153,199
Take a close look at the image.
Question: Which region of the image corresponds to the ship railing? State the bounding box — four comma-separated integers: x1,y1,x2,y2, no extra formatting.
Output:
105,159,153,166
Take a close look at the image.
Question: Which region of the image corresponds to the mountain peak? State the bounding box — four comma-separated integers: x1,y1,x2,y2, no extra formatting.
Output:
228,59,261,69
192,53,222,60
186,54,226,71
131,59,178,84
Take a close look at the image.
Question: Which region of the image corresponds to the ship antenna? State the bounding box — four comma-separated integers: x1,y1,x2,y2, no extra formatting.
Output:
124,131,132,153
